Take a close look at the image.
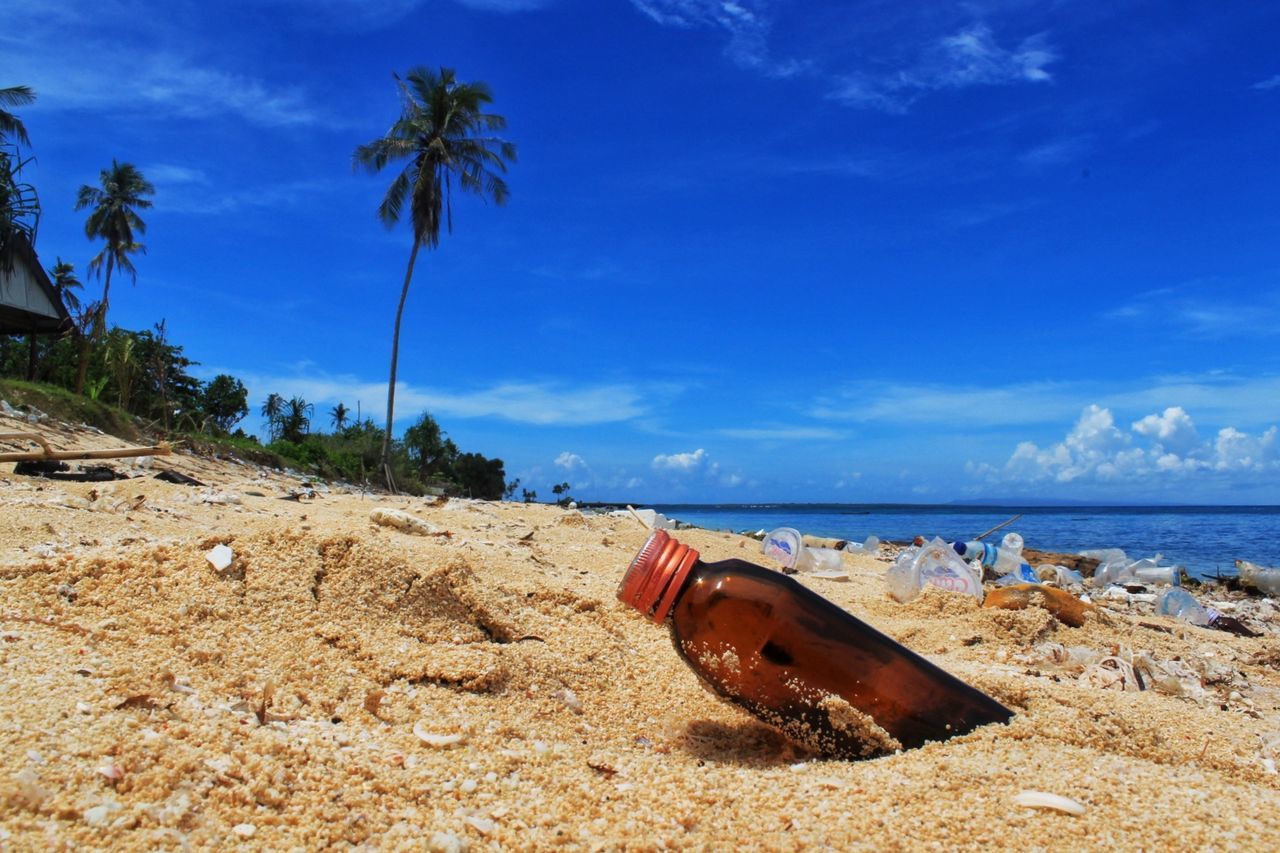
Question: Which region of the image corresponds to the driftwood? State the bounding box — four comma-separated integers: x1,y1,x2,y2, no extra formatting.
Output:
0,431,170,463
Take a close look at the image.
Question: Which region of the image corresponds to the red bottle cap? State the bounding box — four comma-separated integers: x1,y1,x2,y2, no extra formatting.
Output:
617,529,700,622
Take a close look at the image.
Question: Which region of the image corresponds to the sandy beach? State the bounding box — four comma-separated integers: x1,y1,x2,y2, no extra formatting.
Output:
2,411,1279,850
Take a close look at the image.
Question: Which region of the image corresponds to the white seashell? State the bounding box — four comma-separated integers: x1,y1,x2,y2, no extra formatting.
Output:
413,721,466,748
1013,790,1086,815
205,544,234,572
232,823,256,838
96,763,125,780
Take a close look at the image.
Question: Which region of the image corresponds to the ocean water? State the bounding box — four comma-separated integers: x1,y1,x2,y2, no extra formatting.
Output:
647,504,1280,581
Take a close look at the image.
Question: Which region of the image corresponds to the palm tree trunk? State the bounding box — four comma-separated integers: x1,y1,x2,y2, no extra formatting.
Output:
380,239,422,486
74,261,113,395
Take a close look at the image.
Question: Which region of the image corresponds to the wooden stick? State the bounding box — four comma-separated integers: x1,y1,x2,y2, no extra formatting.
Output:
625,505,652,529
974,513,1022,541
0,432,171,463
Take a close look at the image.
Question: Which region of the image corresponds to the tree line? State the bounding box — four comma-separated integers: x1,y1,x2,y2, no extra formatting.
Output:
0,76,525,501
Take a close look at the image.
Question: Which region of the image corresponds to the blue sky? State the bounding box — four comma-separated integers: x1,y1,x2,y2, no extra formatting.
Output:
5,0,1280,503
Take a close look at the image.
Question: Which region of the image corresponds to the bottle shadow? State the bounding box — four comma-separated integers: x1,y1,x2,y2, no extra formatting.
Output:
677,718,814,767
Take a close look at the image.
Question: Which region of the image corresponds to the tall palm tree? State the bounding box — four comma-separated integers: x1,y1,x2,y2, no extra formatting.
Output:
261,393,284,441
75,160,154,320
0,85,34,148
330,402,350,432
353,66,516,484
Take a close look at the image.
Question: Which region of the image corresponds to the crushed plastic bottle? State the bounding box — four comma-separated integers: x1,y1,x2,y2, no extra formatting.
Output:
1236,560,1280,597
618,530,1013,755
888,537,983,603
761,527,843,574
842,535,881,556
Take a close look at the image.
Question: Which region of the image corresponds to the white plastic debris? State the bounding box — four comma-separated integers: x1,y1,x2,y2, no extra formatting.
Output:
371,507,439,536
232,823,257,838
205,544,234,572
1013,790,1086,815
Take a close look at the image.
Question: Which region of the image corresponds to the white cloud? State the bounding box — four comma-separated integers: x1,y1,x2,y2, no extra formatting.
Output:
982,404,1279,486
814,373,1280,432
3,41,322,127
1131,406,1200,456
628,0,805,77
1104,287,1280,339
555,451,587,470
454,0,555,9
652,448,708,471
829,24,1057,112
141,164,209,186
1252,74,1280,91
212,368,651,427
717,425,844,440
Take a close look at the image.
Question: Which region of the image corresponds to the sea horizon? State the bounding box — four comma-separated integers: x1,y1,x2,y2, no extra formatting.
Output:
632,502,1280,581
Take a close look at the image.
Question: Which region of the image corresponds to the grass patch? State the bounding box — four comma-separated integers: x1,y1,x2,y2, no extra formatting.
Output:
0,378,146,441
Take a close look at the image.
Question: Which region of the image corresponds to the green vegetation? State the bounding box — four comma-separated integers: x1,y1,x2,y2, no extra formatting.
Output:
1,78,525,502
354,66,517,482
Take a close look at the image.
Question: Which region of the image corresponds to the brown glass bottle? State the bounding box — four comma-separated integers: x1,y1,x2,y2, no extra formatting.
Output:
618,530,1012,757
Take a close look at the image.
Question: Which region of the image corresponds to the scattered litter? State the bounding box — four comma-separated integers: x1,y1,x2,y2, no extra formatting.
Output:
154,469,204,486
885,537,983,603
1236,560,1280,597
205,544,234,573
1013,790,1086,816
371,507,441,536
762,527,844,574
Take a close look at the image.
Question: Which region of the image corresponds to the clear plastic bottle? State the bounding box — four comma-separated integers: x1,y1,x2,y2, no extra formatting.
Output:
1154,586,1210,627
954,540,1030,577
618,530,1013,756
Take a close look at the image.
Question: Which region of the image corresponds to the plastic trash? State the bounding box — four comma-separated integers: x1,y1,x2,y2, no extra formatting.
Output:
1154,587,1210,627
953,539,1030,577
205,544,234,572
994,564,1040,586
761,527,843,574
618,530,1013,755
1235,560,1280,597
843,535,881,556
888,537,984,603
1079,548,1128,567
1036,564,1086,587
1093,553,1178,588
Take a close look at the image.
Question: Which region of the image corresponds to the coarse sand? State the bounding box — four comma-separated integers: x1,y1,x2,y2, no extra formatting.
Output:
1,414,1279,850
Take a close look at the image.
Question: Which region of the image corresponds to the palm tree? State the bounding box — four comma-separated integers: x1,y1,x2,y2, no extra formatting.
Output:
73,160,154,394
49,258,82,314
76,160,154,317
1,86,38,275
353,66,516,485
261,393,284,441
0,85,34,148
281,396,314,443
330,402,350,432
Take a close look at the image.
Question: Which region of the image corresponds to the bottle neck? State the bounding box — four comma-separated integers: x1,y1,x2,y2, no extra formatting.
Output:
617,530,702,622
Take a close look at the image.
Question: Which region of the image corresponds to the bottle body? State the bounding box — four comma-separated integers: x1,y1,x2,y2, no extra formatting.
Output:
619,531,1013,757
1155,587,1210,627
